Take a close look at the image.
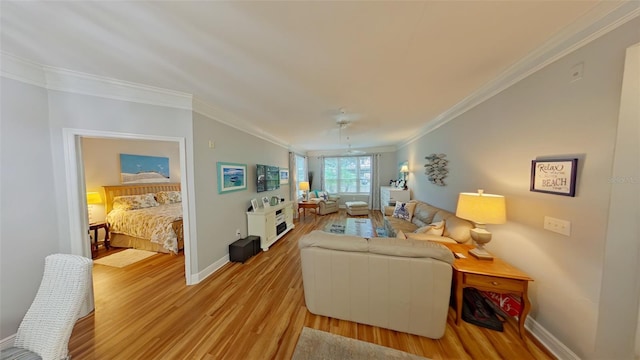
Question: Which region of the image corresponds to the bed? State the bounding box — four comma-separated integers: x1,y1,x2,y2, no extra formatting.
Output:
103,183,184,254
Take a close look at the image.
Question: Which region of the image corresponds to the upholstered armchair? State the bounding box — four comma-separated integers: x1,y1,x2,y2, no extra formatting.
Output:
308,191,340,215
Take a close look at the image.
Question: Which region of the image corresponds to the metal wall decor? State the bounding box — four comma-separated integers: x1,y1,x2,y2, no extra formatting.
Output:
424,153,448,186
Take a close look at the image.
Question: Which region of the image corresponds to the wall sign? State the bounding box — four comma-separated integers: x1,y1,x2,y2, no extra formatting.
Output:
530,159,577,197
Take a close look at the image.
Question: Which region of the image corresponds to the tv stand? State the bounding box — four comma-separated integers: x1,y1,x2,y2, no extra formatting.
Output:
246,201,294,251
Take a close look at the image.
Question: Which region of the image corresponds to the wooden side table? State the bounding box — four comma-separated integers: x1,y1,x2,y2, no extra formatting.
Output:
444,243,533,338
89,222,109,258
298,201,318,219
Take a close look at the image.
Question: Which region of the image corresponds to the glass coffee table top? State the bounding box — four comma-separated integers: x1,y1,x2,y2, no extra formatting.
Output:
325,218,375,238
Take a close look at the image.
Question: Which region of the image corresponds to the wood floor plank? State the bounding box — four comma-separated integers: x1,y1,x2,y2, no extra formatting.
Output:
70,210,555,359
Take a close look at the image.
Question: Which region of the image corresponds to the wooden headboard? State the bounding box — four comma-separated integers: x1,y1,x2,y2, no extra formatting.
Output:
103,183,181,213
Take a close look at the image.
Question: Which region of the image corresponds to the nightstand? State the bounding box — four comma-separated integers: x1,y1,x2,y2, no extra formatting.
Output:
444,243,533,338
89,222,110,258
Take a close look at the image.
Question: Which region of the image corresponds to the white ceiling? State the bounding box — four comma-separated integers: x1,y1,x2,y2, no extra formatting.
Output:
0,1,631,152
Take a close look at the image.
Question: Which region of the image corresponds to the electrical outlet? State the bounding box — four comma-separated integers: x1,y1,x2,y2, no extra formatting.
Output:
235,229,241,238
544,216,571,236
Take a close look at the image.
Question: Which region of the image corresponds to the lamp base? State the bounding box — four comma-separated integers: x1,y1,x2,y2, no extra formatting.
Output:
469,246,494,260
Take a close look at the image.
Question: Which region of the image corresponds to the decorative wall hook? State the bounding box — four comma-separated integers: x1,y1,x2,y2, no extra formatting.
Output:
424,153,448,186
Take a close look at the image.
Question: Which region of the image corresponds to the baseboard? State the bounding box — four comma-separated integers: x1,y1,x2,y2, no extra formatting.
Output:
0,334,15,350
526,316,580,360
189,254,229,284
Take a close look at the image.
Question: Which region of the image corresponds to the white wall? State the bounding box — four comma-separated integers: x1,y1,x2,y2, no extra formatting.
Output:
397,18,639,358
192,112,289,269
0,78,58,337
82,137,181,225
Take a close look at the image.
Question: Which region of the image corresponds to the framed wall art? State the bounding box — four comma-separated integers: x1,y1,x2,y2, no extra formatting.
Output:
530,158,578,197
217,162,247,194
120,153,170,184
279,168,289,184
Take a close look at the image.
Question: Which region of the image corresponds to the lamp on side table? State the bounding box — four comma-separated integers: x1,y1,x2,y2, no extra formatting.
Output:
455,189,506,260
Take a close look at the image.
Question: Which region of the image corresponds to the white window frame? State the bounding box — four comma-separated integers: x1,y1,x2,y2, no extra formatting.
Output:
323,155,372,194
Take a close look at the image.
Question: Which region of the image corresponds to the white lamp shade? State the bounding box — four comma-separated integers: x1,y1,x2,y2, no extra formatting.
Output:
299,181,310,191
400,165,409,173
456,191,506,225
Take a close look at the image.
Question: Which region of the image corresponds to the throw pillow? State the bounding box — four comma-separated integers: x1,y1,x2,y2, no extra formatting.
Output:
320,191,329,200
414,220,446,236
112,193,159,211
156,191,181,205
392,201,416,221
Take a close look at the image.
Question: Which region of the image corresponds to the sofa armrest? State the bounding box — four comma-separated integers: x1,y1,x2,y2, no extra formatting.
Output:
384,206,395,216
328,195,340,201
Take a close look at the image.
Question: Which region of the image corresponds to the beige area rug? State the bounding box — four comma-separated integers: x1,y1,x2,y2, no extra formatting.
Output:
93,249,157,268
292,327,430,360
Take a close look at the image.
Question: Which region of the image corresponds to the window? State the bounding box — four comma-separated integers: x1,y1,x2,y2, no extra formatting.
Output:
323,156,371,194
295,154,306,198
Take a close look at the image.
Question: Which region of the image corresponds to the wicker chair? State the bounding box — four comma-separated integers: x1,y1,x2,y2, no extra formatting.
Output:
1,254,93,360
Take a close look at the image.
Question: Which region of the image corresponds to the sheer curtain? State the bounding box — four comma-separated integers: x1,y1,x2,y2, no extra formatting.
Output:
370,153,381,210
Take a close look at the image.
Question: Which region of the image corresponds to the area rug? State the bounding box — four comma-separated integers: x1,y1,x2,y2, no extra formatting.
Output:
93,249,157,268
376,227,388,237
292,327,429,360
325,223,345,234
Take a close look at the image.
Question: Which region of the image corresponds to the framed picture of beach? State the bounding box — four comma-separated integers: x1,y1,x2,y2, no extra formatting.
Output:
120,154,170,184
217,162,247,194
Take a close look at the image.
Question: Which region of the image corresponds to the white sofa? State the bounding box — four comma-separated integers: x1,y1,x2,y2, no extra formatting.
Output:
298,230,454,339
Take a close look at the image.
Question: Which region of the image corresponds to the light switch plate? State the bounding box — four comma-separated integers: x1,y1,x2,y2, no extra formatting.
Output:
544,216,571,236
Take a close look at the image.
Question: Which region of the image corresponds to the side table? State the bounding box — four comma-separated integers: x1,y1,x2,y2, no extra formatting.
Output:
298,201,318,219
89,222,110,258
444,243,533,338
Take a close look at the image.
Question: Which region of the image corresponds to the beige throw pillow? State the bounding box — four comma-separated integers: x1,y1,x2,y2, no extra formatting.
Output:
414,220,445,236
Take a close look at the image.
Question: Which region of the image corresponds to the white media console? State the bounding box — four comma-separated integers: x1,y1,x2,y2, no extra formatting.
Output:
246,200,295,251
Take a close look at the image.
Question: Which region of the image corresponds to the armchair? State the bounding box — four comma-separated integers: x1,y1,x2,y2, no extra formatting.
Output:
308,191,340,215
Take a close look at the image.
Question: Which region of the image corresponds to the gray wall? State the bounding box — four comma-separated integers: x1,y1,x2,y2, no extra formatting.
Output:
0,78,58,337
192,112,289,270
397,19,639,358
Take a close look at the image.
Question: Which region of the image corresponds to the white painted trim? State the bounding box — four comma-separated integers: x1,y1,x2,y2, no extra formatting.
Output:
190,255,230,284
62,129,193,286
0,52,46,88
526,316,580,360
44,66,193,110
192,96,291,150
0,334,15,350
401,1,640,148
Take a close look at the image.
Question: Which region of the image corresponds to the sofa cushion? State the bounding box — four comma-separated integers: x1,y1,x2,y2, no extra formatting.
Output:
368,238,454,264
433,211,473,243
392,201,416,221
414,220,445,236
405,232,457,243
411,201,441,228
298,230,369,252
385,216,418,236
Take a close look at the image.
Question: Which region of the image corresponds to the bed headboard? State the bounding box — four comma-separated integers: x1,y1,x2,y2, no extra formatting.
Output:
103,183,181,213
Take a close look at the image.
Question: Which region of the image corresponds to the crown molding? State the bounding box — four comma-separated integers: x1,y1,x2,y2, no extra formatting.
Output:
1,52,193,110
43,66,193,110
401,1,640,148
0,52,47,88
192,96,291,150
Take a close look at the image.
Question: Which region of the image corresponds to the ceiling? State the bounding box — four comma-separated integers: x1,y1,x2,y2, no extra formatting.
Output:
0,1,630,152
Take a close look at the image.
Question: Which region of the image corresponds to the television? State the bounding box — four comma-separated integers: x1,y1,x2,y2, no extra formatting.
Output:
257,164,280,192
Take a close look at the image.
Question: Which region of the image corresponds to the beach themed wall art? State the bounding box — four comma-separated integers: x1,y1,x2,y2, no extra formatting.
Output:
424,153,448,186
217,162,247,194
120,154,170,184
279,168,289,184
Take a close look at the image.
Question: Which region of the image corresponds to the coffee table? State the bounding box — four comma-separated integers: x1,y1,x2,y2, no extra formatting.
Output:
326,218,375,238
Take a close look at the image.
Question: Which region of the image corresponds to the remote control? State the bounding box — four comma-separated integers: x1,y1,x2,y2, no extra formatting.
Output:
454,252,466,259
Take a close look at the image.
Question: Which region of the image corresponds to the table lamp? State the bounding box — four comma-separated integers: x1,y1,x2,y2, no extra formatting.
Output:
86,191,103,224
299,181,310,201
455,189,506,260
400,164,409,189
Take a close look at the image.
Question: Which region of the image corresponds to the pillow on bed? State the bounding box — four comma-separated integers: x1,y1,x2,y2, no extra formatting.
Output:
112,193,159,210
156,191,182,205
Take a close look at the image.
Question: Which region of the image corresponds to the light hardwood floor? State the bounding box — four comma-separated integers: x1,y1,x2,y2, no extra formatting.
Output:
70,210,555,359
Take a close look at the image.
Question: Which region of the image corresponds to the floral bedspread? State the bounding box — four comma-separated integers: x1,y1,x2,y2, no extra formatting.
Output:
106,203,182,253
